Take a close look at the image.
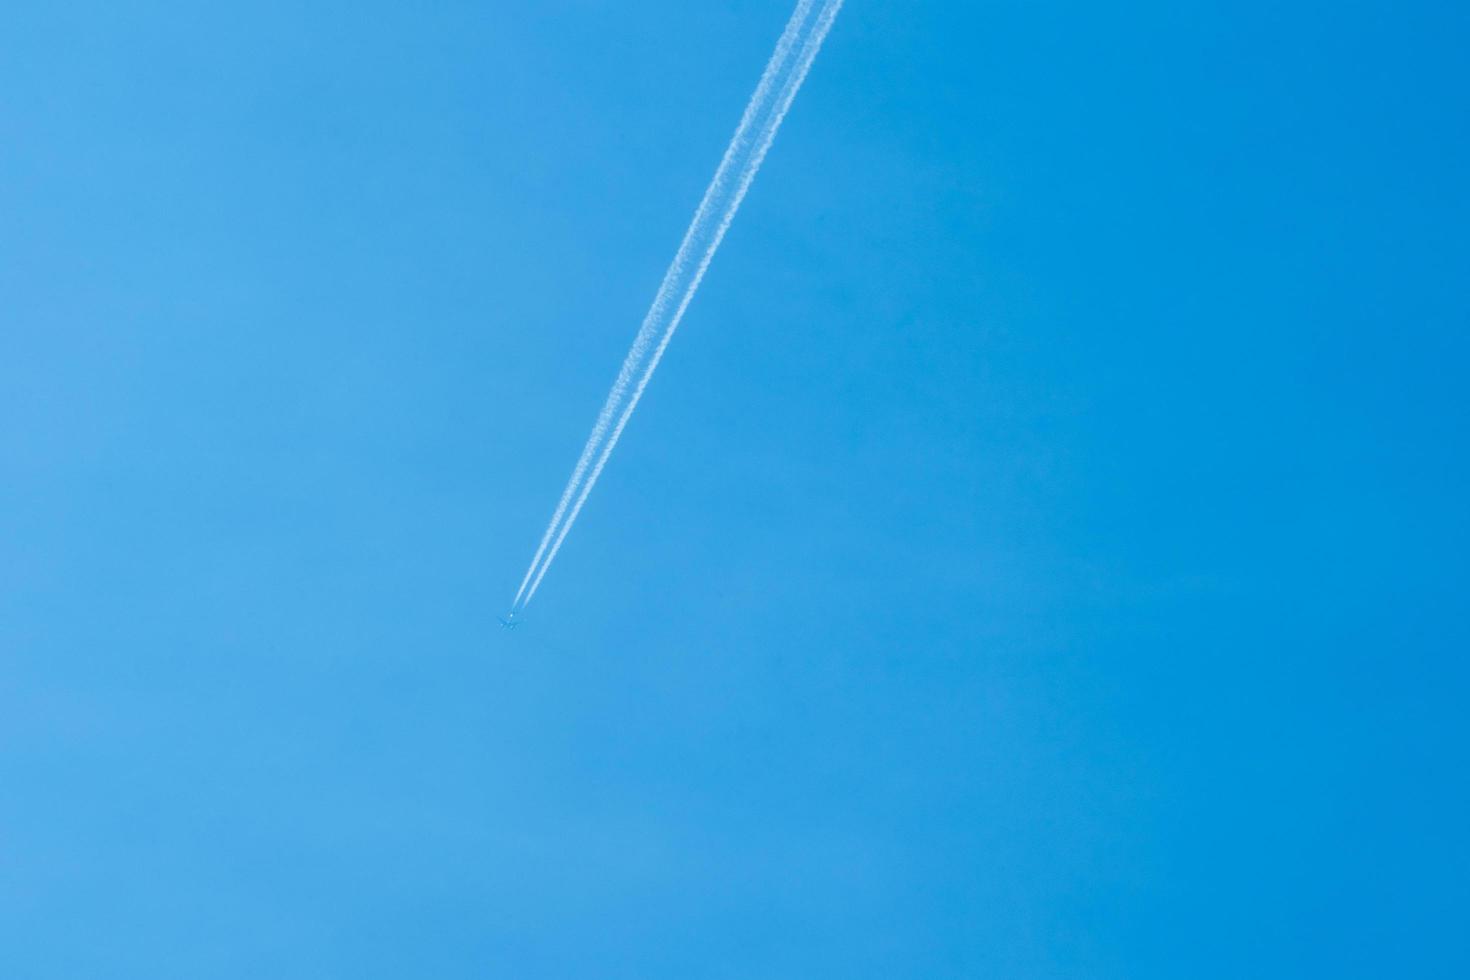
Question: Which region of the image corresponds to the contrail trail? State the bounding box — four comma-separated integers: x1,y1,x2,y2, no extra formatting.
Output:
509,0,820,610
517,0,845,609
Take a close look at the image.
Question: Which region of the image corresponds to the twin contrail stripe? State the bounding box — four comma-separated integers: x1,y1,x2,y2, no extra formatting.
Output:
513,0,844,610
509,0,820,611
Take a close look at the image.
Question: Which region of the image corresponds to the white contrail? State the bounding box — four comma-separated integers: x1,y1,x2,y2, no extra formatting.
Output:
520,0,845,608
509,0,819,610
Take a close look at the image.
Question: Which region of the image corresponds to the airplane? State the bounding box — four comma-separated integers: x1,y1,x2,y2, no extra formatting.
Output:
498,614,522,631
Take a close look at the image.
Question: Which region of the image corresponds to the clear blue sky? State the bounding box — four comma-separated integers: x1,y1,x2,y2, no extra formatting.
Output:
3,1,1466,976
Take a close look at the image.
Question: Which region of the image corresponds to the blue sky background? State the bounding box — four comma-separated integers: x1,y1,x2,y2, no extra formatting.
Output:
3,1,1467,976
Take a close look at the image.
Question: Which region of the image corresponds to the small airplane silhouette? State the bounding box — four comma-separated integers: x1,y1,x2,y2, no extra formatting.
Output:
497,614,522,631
